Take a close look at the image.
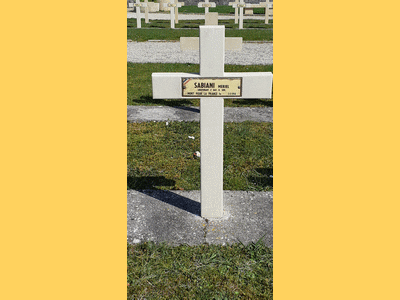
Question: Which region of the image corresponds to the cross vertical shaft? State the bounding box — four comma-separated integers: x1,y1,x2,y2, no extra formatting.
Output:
135,0,141,28
145,0,149,23
174,0,179,24
239,1,244,29
169,3,175,28
205,0,210,14
199,26,225,218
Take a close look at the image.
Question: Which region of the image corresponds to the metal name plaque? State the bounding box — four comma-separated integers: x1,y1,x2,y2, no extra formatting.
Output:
182,77,242,97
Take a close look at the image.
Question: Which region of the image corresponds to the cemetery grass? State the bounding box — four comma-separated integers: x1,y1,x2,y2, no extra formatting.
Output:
127,27,272,42
128,62,273,107
127,121,273,191
127,19,273,37
127,240,273,299
128,18,272,31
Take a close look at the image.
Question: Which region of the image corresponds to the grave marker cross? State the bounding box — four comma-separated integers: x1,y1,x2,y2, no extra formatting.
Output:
152,26,272,218
261,1,273,24
228,0,239,24
133,0,147,28
198,0,216,14
175,0,185,24
144,0,149,24
167,0,183,28
243,1,273,24
231,0,247,29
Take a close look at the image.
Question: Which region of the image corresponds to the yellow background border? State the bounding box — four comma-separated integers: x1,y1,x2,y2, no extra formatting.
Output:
1,1,400,299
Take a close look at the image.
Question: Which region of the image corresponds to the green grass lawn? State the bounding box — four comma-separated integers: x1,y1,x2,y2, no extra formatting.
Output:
128,63,273,107
128,18,272,30
128,240,273,299
128,121,273,191
128,26,272,42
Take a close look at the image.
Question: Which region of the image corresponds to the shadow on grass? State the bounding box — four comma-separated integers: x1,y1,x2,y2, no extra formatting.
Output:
248,168,273,188
127,176,175,190
131,95,195,107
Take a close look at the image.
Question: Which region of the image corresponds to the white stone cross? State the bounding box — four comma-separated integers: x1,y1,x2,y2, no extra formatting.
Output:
152,26,273,219
228,0,239,24
133,0,147,28
261,1,273,24
144,0,149,24
167,0,183,28
180,36,242,51
231,0,247,29
174,0,185,24
244,1,273,24
198,0,216,14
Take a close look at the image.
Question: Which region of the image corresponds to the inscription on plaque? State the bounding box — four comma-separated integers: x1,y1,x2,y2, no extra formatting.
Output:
182,77,242,97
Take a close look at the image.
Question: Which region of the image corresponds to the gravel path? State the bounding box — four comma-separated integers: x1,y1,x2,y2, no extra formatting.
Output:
128,40,272,65
128,106,272,122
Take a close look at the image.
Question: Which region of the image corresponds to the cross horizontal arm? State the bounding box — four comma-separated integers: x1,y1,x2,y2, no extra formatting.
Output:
198,3,216,7
152,72,272,99
232,4,246,8
244,4,264,8
180,37,242,51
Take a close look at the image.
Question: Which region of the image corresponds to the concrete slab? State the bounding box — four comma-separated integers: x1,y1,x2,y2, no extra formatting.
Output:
127,106,273,123
127,190,273,247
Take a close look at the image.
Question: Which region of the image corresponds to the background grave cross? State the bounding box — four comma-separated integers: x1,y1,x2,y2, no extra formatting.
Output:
152,26,272,218
167,0,183,28
198,0,216,14
245,1,273,24
144,0,149,24
174,0,184,24
228,0,239,24
231,0,247,29
133,0,147,28
259,1,273,24
258,1,268,24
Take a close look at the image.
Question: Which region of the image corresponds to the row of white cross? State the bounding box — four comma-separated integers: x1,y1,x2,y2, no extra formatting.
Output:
229,0,273,28
131,0,273,29
131,0,184,29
